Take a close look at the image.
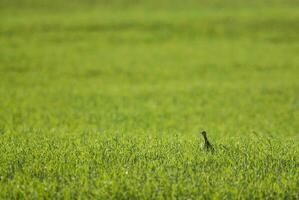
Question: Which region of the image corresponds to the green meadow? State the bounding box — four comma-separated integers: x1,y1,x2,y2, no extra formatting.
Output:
0,0,299,199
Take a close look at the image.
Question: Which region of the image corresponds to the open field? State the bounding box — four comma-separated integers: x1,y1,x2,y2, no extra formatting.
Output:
1,0,299,199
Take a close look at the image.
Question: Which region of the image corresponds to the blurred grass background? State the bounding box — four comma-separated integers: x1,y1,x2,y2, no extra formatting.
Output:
1,0,298,136
1,0,299,9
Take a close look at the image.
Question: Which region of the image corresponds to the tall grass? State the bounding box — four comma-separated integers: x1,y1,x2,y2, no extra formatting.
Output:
0,0,299,198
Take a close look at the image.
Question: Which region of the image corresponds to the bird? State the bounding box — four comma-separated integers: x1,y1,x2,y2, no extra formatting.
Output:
200,130,214,152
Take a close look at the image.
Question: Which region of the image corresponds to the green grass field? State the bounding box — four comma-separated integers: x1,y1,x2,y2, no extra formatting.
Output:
1,0,299,199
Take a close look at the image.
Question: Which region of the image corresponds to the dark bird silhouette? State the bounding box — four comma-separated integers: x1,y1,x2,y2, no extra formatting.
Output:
201,130,214,151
